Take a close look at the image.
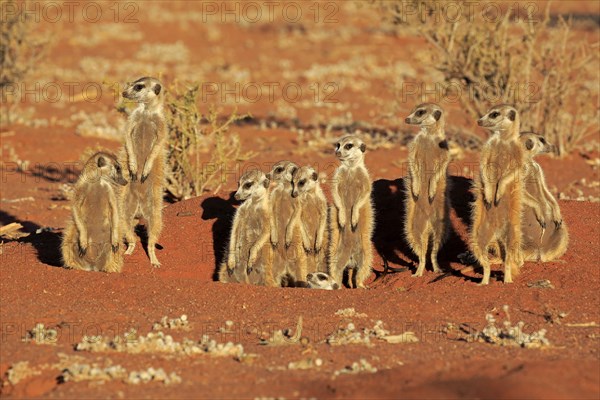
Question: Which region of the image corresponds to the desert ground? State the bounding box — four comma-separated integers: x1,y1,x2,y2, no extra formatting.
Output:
1,1,599,398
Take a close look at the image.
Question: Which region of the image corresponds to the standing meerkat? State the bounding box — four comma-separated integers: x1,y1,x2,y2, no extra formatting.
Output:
268,161,307,287
289,166,329,274
470,104,525,285
119,77,167,268
328,135,374,289
404,103,450,277
62,152,128,272
219,170,273,285
519,132,568,262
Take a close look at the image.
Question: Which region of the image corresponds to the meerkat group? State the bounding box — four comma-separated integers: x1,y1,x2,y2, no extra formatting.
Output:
62,77,167,272
220,135,374,289
61,79,567,286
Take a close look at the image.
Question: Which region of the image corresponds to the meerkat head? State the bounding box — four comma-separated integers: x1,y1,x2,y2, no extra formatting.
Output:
234,169,269,201
405,103,444,130
267,160,298,185
291,166,319,198
122,77,163,106
477,104,519,134
306,272,339,290
334,135,366,165
520,132,555,157
84,152,128,186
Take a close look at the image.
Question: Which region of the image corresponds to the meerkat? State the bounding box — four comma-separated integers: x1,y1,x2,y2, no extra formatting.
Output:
328,135,374,289
219,170,273,285
403,103,451,277
470,104,525,285
306,272,339,290
268,161,308,287
119,77,167,268
519,132,569,262
289,166,329,274
62,152,128,272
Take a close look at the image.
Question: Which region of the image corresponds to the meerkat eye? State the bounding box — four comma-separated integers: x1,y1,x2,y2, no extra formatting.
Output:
275,167,283,173
489,111,500,119
299,180,306,187
416,109,426,117
317,273,327,281
345,143,353,150
115,165,121,173
134,84,144,91
244,182,252,190
539,137,546,144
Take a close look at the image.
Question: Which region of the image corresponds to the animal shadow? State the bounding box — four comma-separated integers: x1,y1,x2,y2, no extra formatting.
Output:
371,176,477,281
200,192,239,281
371,178,416,273
1,210,63,267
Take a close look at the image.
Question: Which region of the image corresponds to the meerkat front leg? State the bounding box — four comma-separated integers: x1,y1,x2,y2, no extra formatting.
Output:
408,157,421,200
480,155,495,208
269,211,279,247
522,191,547,230
108,189,120,253
315,204,327,253
332,184,346,230
227,214,241,274
539,172,562,228
427,160,448,204
72,202,89,256
141,122,167,183
351,191,370,232
494,167,520,206
285,204,301,249
124,125,138,182
248,208,270,273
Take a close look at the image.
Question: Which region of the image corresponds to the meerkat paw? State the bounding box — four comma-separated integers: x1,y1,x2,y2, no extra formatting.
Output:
111,242,120,253
338,212,346,230
78,238,89,257
129,168,138,182
248,249,259,266
151,261,161,268
554,218,563,229
124,242,136,255
270,235,278,248
478,279,490,286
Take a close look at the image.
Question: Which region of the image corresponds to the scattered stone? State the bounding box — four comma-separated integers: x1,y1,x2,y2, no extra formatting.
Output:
334,359,377,377
334,308,367,318
527,279,555,289
22,323,58,345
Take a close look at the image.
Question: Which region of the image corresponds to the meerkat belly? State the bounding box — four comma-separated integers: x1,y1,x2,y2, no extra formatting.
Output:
132,121,156,167
83,191,112,258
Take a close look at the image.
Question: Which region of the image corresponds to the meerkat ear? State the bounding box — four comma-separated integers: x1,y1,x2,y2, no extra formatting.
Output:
263,177,270,188
433,110,442,121
97,156,106,168
360,143,366,153
525,138,534,150
508,109,516,121
153,84,162,96
312,171,318,181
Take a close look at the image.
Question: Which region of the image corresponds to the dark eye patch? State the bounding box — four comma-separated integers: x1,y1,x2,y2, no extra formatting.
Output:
317,273,327,281
416,109,425,117
490,111,500,119
275,167,283,173
299,180,306,186
539,137,546,144
134,84,144,91
345,143,353,150
244,182,252,189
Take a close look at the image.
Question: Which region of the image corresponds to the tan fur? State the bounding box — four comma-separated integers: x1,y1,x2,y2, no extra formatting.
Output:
290,166,329,274
519,133,569,262
219,170,273,285
119,77,167,268
62,152,128,272
267,161,307,287
404,103,450,277
470,105,525,284
328,135,374,289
